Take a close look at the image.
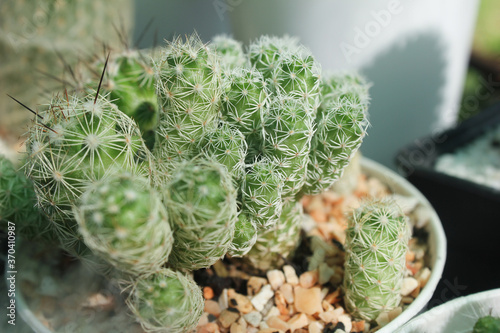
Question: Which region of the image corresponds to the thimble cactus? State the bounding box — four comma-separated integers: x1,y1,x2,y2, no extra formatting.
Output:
343,199,412,321
164,158,238,270
127,268,203,333
153,33,223,179
74,173,173,275
245,199,303,270
227,212,258,257
24,92,151,254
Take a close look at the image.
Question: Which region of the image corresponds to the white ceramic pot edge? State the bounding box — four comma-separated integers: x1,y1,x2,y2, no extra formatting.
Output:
360,158,447,332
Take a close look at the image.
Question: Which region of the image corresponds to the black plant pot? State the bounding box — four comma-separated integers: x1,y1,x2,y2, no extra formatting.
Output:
396,102,500,306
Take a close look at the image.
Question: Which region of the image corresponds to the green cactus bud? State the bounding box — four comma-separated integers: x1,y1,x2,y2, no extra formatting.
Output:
24,92,151,254
127,268,203,333
263,97,314,199
241,158,284,229
153,33,223,180
220,68,270,161
165,158,238,270
248,35,300,81
211,34,247,70
0,154,52,240
198,122,247,182
245,199,303,271
301,73,369,196
227,212,258,257
343,199,411,321
273,46,321,115
97,51,159,150
74,173,173,275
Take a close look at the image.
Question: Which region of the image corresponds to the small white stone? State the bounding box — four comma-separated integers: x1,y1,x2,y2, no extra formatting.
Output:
338,314,352,332
401,277,419,296
250,284,274,312
376,312,391,327
219,288,229,310
267,270,285,290
283,265,299,285
243,311,262,327
263,306,280,320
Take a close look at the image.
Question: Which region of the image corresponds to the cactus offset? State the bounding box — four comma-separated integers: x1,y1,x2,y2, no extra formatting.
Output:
127,268,203,333
343,199,411,321
241,158,284,229
227,212,258,257
153,34,222,180
24,92,151,255
164,158,238,270
74,173,173,275
211,34,247,70
245,199,303,271
301,73,369,196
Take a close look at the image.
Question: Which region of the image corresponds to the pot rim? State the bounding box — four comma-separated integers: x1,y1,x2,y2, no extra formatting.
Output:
395,288,500,332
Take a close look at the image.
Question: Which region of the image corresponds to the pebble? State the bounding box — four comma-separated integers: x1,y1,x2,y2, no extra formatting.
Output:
388,307,403,321
351,320,365,332
309,321,324,333
199,322,220,333
251,285,274,311
283,265,299,285
263,306,280,320
375,312,390,327
227,289,254,314
338,314,352,332
229,322,245,333
219,309,240,328
299,270,319,288
258,329,284,333
401,277,419,296
247,277,268,296
294,286,323,315
416,267,431,288
288,313,309,331
219,289,229,310
267,270,286,290
204,286,215,300
205,300,222,317
243,311,262,327
266,316,289,331
279,283,294,304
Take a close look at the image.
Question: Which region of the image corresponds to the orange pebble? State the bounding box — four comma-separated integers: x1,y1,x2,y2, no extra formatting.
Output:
351,320,365,332
309,209,327,223
204,287,214,300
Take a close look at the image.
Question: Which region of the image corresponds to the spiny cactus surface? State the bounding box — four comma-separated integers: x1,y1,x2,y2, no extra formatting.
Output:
343,199,411,321
164,158,238,270
75,173,173,275
127,268,203,333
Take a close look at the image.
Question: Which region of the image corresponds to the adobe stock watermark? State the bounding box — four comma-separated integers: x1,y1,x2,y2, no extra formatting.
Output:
396,128,448,178
5,221,17,326
340,0,403,64
213,0,243,21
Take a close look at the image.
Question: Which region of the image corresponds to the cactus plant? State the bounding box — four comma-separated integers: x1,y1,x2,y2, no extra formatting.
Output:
343,198,412,321
0,154,51,240
24,91,151,256
127,268,203,333
3,32,381,331
153,33,223,180
74,172,173,275
164,158,238,270
245,199,303,271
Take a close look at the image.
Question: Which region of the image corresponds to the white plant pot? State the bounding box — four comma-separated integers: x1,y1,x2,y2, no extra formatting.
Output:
7,158,446,332
395,288,500,333
229,0,479,168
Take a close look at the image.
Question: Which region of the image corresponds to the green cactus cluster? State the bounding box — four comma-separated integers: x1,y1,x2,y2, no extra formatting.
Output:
343,198,412,321
1,32,376,332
